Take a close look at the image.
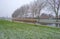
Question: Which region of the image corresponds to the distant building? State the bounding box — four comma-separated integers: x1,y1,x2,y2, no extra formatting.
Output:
53,15,60,19
40,13,54,19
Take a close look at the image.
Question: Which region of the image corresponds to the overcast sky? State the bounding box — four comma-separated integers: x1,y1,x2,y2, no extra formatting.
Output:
0,0,34,17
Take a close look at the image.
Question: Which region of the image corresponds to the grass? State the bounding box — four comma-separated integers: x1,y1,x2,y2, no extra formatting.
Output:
0,20,60,39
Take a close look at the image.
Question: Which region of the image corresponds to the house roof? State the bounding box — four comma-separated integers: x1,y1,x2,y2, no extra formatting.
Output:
40,13,54,19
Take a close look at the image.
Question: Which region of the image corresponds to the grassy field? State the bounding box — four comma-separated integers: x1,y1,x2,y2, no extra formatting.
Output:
0,20,60,39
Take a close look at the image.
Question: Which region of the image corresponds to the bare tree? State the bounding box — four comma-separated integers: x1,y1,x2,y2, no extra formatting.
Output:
12,8,21,18
29,0,47,24
47,0,60,27
36,0,47,23
30,1,38,18
12,4,29,18
12,0,47,25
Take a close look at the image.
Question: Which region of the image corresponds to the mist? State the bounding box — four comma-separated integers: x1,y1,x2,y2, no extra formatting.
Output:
0,0,34,18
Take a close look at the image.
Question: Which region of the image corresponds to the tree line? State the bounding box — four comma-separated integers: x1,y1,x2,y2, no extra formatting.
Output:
12,0,60,27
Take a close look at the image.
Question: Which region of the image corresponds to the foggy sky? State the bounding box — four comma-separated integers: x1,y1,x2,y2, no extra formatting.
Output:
0,0,34,17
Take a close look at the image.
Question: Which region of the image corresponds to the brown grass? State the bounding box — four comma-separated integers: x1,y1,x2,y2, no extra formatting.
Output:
12,18,37,23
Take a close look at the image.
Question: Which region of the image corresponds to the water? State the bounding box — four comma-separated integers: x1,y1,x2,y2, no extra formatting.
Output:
41,23,60,27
